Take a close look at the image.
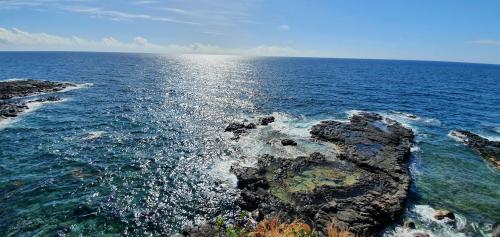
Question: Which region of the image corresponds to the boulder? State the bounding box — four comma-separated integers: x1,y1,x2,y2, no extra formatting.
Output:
281,139,297,146
259,116,275,125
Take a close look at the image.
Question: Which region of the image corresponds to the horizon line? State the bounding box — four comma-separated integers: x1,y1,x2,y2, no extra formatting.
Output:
1,50,498,66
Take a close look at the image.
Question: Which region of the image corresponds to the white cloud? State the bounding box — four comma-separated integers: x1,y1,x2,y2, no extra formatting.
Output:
471,39,500,45
161,7,190,15
132,0,158,5
0,27,324,57
278,25,290,31
65,7,199,25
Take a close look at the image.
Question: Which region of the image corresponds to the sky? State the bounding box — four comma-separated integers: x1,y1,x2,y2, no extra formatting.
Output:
1,0,500,64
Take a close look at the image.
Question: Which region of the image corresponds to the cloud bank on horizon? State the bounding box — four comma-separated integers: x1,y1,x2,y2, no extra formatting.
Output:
1,0,500,64
0,27,321,57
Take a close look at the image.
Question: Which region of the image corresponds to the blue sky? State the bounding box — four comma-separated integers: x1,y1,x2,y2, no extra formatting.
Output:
1,0,500,64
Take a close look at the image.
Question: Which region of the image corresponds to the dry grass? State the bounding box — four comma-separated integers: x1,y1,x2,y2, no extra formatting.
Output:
246,218,356,237
249,217,313,237
326,223,356,237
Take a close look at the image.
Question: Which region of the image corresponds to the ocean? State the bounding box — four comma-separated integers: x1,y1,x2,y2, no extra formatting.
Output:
0,52,499,236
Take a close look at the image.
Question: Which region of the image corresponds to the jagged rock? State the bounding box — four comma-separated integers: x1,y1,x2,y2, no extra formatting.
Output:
450,130,500,168
225,122,245,132
434,209,455,220
0,102,28,119
281,139,297,146
259,116,275,125
233,112,414,236
245,123,257,129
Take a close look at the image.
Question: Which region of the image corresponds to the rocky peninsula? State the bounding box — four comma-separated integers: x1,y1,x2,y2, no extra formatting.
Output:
0,80,75,121
450,130,500,168
230,112,414,236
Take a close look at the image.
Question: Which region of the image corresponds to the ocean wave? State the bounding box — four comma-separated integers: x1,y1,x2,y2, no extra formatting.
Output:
384,205,469,237
59,82,94,93
1,78,28,82
82,131,106,140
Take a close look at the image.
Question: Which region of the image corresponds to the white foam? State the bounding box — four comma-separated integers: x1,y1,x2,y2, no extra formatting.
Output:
59,82,93,93
235,113,339,160
479,134,500,142
410,145,421,152
384,205,469,237
448,130,467,143
83,131,106,140
210,159,238,188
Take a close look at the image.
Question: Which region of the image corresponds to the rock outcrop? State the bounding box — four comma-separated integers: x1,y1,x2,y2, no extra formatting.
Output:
232,112,414,236
450,130,500,168
0,79,74,100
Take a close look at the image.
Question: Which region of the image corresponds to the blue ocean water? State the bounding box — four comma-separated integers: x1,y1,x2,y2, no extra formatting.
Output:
0,52,499,236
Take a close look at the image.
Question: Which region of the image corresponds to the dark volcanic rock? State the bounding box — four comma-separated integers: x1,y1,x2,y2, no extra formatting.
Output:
245,123,257,129
233,112,414,236
450,130,500,168
225,122,258,140
281,139,297,146
0,102,28,119
259,116,275,125
0,79,75,100
225,122,245,132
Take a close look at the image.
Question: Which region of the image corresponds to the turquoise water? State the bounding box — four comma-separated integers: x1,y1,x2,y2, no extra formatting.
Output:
0,52,499,236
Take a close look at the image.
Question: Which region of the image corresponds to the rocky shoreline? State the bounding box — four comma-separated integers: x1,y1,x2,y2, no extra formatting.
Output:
0,80,75,122
450,130,500,168
185,112,414,236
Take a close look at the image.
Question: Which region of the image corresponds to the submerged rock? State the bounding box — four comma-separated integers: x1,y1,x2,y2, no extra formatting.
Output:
450,130,500,168
29,96,62,103
232,112,414,236
281,139,297,146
